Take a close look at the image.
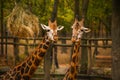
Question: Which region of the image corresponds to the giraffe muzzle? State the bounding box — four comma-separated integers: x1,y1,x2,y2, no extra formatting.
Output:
54,35,58,40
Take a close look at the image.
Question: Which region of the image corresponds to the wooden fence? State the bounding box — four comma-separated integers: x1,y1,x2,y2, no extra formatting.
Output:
0,36,112,61
0,36,112,80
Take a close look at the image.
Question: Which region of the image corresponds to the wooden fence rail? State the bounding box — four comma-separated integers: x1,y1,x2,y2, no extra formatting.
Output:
0,36,112,46
0,36,112,80
0,36,112,64
31,73,112,80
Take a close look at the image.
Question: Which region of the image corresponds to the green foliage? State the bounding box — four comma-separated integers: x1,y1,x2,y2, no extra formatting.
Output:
58,0,74,32
87,0,112,30
2,0,112,34
87,0,112,18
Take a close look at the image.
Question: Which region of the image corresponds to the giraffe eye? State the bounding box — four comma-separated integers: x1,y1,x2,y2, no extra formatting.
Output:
47,30,50,32
81,29,84,32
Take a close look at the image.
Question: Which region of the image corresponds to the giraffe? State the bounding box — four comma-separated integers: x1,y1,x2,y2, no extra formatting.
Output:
1,20,64,80
63,18,91,80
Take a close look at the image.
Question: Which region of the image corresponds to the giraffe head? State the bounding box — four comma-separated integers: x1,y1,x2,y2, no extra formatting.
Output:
71,18,91,42
41,20,64,42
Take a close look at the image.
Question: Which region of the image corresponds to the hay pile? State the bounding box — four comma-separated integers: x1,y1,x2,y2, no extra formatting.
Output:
7,5,39,37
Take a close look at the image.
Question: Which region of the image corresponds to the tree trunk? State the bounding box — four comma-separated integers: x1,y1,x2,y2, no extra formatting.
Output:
50,0,59,22
44,44,53,80
0,0,4,55
16,0,21,3
61,30,67,53
51,0,59,70
82,0,89,19
54,44,59,68
112,0,120,80
80,0,89,74
44,0,59,79
74,0,80,20
14,37,19,65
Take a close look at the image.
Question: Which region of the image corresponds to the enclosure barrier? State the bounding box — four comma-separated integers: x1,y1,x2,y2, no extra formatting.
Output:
0,36,112,80
0,73,112,80
31,73,112,80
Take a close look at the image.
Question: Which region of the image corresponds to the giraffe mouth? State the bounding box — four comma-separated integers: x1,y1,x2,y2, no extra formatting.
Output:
71,36,81,43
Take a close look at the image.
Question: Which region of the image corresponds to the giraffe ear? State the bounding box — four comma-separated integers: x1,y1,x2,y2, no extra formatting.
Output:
48,20,52,26
71,18,79,28
53,20,56,23
41,24,50,30
48,19,51,23
79,18,84,26
81,18,84,22
82,27,91,33
75,18,79,22
57,25,64,31
48,20,56,23
54,20,57,26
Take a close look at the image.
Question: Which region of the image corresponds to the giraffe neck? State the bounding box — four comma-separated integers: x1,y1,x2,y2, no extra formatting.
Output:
63,42,80,80
1,38,50,80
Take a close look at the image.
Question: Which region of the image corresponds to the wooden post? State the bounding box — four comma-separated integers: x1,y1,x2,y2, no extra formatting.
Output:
13,37,19,65
51,44,55,73
80,39,88,74
44,43,53,80
61,31,67,53
88,39,92,74
0,0,4,56
24,39,29,56
5,31,8,64
93,30,99,56
54,43,59,68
